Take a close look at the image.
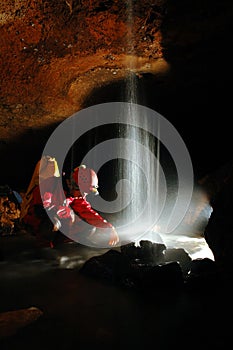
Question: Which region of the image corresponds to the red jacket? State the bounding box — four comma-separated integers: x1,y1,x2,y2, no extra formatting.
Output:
23,176,113,233
22,176,66,233
66,196,113,229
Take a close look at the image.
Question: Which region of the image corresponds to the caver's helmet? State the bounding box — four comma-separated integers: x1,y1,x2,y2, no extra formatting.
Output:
71,165,99,195
39,155,60,181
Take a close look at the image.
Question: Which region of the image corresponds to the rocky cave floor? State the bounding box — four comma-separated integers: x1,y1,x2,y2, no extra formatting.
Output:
0,228,233,350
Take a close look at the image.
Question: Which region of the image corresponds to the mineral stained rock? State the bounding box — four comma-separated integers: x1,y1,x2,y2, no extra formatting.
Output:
0,306,43,339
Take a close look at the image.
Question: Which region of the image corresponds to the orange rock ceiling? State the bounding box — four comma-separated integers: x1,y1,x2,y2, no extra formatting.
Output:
0,0,166,135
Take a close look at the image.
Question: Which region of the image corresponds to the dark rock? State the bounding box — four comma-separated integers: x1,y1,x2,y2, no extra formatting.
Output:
80,246,184,290
184,258,219,290
163,247,192,276
203,164,233,272
120,240,166,265
120,241,140,261
139,240,166,264
0,307,43,339
79,249,132,285
128,261,184,290
187,257,217,277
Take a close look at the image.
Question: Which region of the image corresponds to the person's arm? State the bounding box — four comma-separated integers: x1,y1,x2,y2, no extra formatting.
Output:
70,197,113,228
71,198,119,245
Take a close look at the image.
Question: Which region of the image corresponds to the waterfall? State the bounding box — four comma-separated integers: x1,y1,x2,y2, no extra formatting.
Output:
114,1,163,244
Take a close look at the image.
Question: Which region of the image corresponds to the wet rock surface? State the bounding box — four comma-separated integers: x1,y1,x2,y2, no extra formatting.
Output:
0,307,43,339
79,240,224,291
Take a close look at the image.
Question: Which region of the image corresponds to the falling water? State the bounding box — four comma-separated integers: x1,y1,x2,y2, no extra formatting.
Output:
116,101,162,242
115,1,162,244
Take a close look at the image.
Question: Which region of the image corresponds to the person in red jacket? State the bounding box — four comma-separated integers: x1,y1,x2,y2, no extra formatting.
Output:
58,165,119,247
20,155,69,247
21,156,119,247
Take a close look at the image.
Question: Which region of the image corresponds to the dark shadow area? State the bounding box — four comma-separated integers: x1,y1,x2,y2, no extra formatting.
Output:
0,122,60,190
160,0,233,177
